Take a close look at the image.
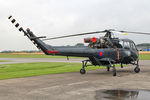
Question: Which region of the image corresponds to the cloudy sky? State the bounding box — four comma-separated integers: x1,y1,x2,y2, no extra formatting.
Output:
0,0,150,51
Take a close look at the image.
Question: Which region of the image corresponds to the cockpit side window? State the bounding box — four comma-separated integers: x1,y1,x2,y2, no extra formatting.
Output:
124,42,130,49
118,41,123,48
130,42,137,50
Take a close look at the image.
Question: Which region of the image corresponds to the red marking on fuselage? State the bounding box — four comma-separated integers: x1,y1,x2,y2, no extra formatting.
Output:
117,48,119,60
47,50,58,54
99,52,103,56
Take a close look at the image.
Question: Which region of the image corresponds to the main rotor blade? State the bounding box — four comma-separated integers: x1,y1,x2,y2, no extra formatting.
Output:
43,30,106,41
117,30,150,35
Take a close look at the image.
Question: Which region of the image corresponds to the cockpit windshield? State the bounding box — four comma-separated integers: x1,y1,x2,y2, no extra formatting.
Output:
119,40,137,50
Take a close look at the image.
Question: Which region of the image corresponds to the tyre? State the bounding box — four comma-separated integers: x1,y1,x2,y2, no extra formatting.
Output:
113,72,117,76
113,69,117,76
134,67,140,73
80,69,86,74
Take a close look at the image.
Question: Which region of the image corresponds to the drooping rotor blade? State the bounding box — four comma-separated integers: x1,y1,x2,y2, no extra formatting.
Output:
8,15,46,40
43,30,106,41
117,30,150,35
8,15,30,37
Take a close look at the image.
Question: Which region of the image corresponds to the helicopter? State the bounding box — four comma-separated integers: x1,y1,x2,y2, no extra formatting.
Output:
8,15,150,76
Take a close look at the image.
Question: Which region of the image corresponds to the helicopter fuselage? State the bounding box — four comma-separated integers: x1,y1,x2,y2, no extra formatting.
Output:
44,37,138,66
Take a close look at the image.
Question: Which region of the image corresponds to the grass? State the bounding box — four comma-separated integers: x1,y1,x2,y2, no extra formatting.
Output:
139,54,150,60
0,62,106,80
0,60,9,62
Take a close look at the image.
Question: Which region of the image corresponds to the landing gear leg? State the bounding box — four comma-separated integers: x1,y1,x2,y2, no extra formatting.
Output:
134,59,140,73
112,64,117,76
107,65,110,71
108,60,117,76
80,60,87,74
121,63,123,68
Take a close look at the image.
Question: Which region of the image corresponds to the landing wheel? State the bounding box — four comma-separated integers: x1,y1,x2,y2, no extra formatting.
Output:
121,63,123,68
112,65,117,76
113,69,117,76
80,69,86,74
134,67,140,73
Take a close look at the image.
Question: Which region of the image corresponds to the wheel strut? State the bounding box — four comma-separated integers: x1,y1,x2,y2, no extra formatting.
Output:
80,60,88,74
112,65,117,76
134,59,140,73
107,65,110,71
108,60,117,76
121,63,123,68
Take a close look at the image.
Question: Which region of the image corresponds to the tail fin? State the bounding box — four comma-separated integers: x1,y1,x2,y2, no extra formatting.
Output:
8,15,53,55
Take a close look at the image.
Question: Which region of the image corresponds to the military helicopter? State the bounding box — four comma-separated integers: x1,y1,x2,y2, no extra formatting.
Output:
8,15,150,76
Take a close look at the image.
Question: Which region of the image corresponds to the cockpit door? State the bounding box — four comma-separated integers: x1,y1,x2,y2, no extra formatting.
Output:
129,42,138,59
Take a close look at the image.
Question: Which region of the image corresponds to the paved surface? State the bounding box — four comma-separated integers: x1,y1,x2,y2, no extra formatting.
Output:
0,59,149,100
0,58,83,64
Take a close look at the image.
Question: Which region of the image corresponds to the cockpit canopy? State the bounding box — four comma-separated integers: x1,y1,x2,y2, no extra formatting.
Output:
119,39,137,50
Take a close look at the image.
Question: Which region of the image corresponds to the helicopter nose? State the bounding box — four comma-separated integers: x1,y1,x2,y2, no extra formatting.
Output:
124,50,131,57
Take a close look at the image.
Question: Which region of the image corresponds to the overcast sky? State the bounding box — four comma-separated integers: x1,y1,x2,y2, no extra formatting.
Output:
0,0,150,51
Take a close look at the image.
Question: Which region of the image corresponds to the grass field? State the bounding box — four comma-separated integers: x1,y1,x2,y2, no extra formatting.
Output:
139,54,150,60
0,60,9,62
0,62,106,80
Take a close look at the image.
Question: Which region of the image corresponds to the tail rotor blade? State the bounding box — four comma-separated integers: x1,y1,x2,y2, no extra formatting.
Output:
15,23,19,28
8,15,46,38
8,15,24,32
8,15,12,19
11,19,16,23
